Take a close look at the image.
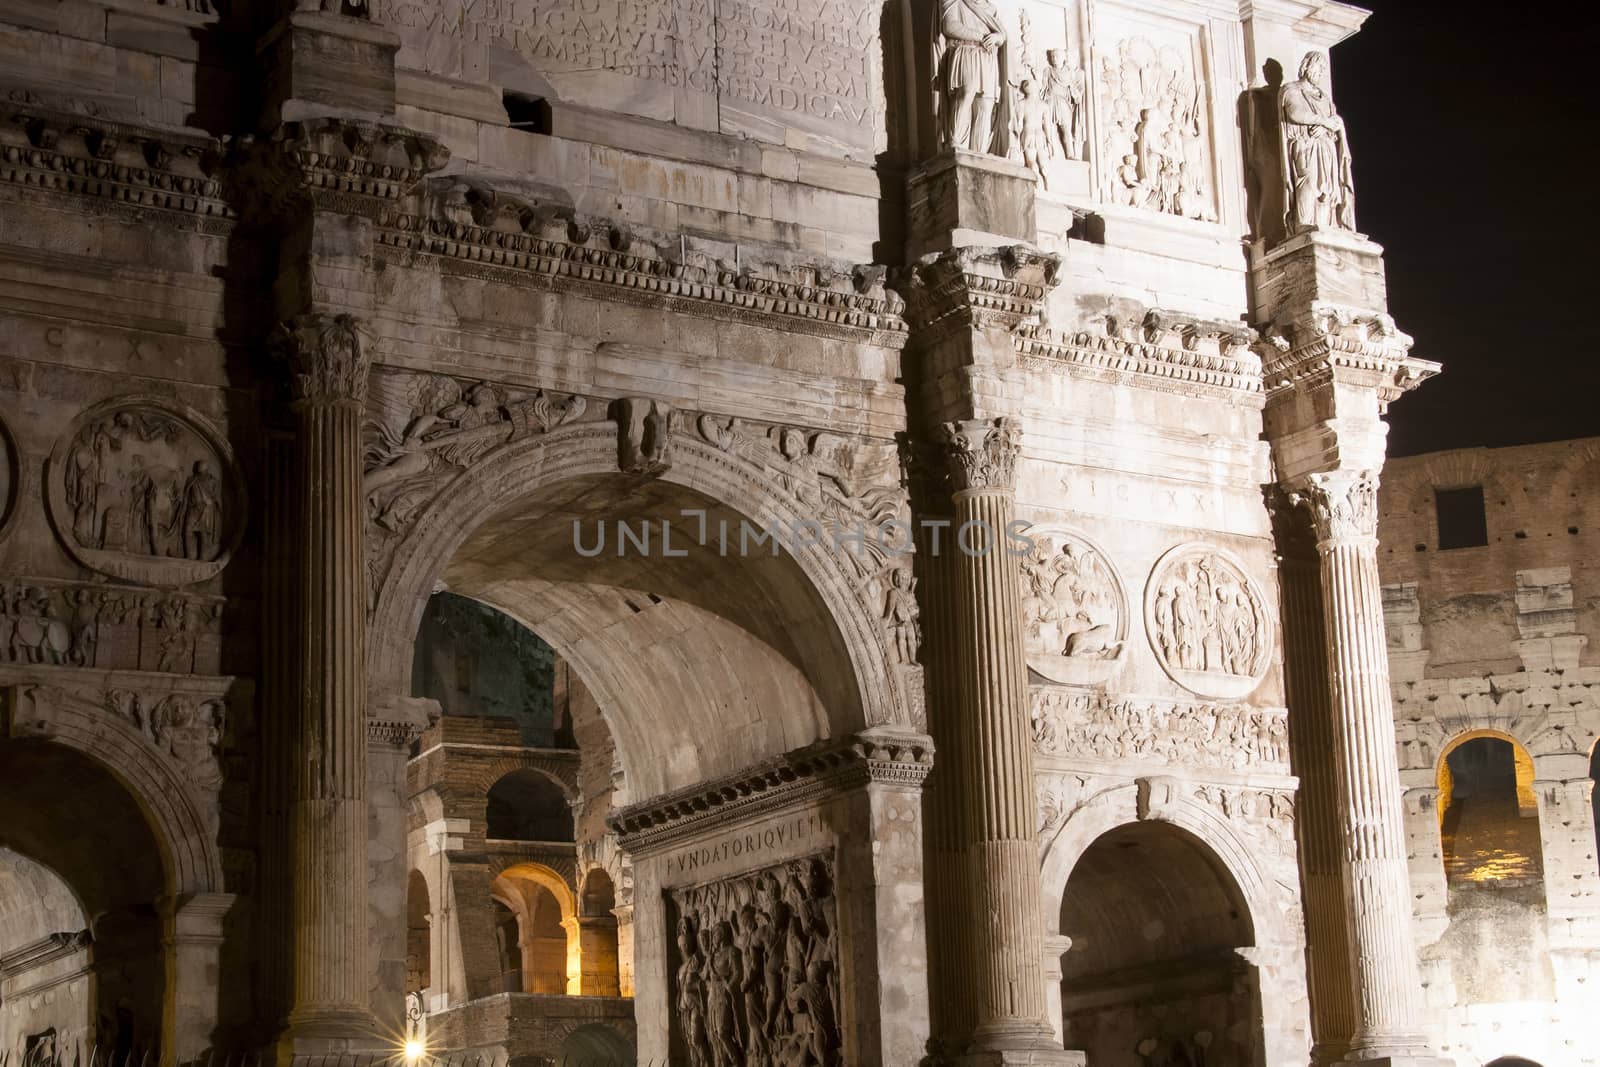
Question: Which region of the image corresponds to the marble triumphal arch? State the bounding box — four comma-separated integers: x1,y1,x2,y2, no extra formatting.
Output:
8,0,1581,1061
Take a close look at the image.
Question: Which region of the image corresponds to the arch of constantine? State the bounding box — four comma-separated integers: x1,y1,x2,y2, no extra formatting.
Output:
0,0,1586,1063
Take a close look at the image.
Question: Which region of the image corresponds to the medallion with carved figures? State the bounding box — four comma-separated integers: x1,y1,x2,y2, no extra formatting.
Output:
1143,543,1271,699
1017,524,1127,685
46,398,244,587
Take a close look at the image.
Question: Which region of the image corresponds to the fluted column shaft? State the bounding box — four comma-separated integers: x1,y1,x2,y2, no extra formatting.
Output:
1303,472,1429,1058
943,418,1056,1052
1270,496,1355,1063
915,504,976,1045
258,427,298,1034
277,313,376,1037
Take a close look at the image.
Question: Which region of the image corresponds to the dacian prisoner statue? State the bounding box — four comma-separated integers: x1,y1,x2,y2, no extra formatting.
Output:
1280,51,1356,234
934,0,1010,154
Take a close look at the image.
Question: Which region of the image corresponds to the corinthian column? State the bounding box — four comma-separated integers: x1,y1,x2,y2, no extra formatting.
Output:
1266,489,1354,1064
942,417,1062,1060
274,312,378,1048
1297,470,1443,1067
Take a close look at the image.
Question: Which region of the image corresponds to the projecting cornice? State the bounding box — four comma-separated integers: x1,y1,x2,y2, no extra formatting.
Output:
1018,308,1264,403
608,730,933,854
377,195,910,345
1257,304,1438,412
891,245,1061,337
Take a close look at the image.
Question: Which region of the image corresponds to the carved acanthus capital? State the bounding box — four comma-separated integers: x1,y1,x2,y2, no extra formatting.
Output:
272,313,372,406
1262,485,1318,564
1293,469,1379,547
893,246,1059,334
941,416,1022,492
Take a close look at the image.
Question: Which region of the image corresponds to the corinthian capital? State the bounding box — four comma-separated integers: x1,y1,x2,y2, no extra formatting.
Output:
941,417,1022,492
272,313,372,405
1295,469,1379,546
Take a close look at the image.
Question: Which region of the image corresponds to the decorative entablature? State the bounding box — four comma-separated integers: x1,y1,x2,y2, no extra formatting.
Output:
226,116,450,223
0,104,231,229
891,245,1060,339
375,185,909,346
608,730,933,856
1016,308,1264,404
1257,304,1438,414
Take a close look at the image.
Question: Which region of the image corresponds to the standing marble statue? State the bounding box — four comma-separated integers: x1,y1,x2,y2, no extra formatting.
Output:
934,0,1010,155
1280,51,1355,234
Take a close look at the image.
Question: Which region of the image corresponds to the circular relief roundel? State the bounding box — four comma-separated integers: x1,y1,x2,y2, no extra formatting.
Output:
1144,542,1272,699
1017,524,1128,685
46,397,246,587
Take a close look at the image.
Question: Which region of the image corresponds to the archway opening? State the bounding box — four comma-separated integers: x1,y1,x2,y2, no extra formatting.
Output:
558,1022,635,1066
486,771,575,843
386,455,883,1061
1437,734,1553,1003
491,866,578,996
0,741,168,1061
578,869,621,997
1485,1058,1543,1067
406,870,432,997
1058,822,1258,1065
391,469,868,799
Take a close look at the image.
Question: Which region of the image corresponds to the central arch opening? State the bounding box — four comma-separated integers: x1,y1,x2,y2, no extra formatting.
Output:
1058,822,1259,1066
395,459,873,1065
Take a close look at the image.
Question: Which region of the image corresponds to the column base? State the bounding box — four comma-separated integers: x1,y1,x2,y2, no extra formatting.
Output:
276,1010,386,1067
959,1022,1083,1066
955,1050,1086,1066
1343,1059,1454,1067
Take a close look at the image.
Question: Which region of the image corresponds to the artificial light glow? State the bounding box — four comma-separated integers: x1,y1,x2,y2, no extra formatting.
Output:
403,1039,426,1064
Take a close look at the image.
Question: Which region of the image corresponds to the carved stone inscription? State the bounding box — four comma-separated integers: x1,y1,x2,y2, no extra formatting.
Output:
383,0,880,156
668,852,841,1067
1145,544,1271,699
47,401,240,587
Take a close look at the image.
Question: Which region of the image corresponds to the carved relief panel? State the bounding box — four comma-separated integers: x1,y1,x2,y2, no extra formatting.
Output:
1091,17,1216,221
46,399,243,587
1143,543,1271,699
667,853,841,1067
1018,525,1126,685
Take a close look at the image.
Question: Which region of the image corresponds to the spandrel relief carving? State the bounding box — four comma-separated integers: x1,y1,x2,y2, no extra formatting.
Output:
1018,526,1126,685
1145,544,1271,699
668,854,841,1067
1096,34,1215,221
47,400,242,587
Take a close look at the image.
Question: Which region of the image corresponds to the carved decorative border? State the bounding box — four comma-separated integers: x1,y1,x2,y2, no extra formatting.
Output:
609,731,932,856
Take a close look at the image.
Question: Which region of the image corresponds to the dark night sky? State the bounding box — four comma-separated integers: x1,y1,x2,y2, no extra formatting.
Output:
1329,1,1600,457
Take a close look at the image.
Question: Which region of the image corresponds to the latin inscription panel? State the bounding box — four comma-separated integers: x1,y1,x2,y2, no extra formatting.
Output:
383,0,885,158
